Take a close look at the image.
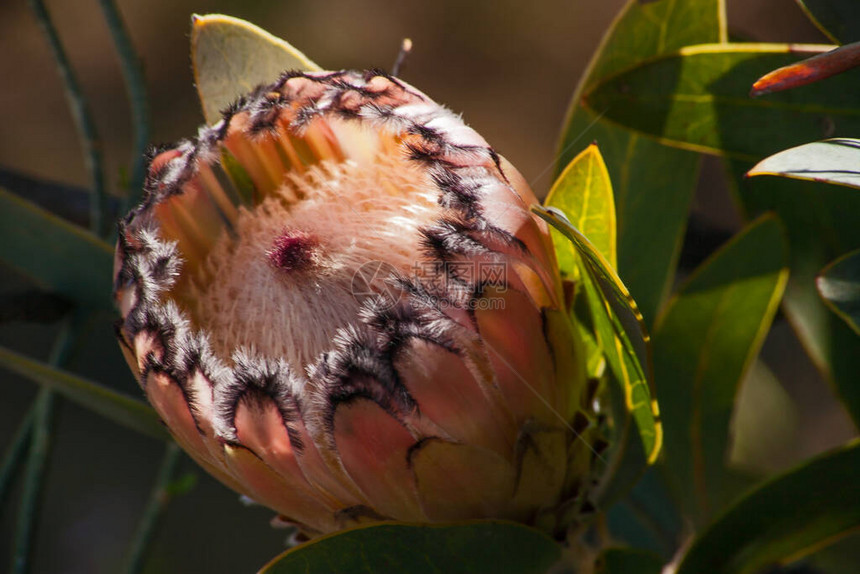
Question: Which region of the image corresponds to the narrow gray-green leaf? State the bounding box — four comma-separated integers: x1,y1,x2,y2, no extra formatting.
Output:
678,440,860,574
259,521,561,574
653,215,788,523
0,345,167,441
817,248,860,335
749,138,860,189
797,0,860,44
191,14,322,125
0,187,113,310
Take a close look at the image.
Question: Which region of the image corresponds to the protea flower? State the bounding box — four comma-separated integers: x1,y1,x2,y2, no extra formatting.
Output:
113,69,600,538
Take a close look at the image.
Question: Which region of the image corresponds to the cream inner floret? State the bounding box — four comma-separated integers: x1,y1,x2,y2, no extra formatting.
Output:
187,153,440,369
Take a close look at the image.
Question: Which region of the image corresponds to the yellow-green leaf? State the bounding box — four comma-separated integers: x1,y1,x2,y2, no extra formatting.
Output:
546,143,617,270
191,14,322,125
533,206,661,472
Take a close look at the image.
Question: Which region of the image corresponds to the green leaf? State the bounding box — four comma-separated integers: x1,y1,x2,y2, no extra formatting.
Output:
191,14,322,125
677,440,860,574
749,138,860,190
728,159,860,426
258,521,561,574
0,187,113,311
0,345,167,441
533,206,661,470
653,215,788,522
583,43,860,162
573,0,726,96
546,143,617,270
598,548,664,574
606,466,685,558
729,361,799,475
797,0,860,44
556,0,724,327
817,248,860,335
606,502,665,558
805,532,860,574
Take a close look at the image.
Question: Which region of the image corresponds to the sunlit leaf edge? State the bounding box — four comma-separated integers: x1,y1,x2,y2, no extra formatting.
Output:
748,138,860,191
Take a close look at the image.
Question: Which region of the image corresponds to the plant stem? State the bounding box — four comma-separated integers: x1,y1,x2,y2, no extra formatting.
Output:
0,406,36,510
27,0,108,238
97,0,150,211
10,320,78,574
123,442,182,574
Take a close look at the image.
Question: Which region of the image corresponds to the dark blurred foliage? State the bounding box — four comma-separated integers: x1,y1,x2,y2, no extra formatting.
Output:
0,0,855,572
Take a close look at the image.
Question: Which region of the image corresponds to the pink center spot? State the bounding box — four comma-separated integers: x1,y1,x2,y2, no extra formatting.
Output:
267,230,317,272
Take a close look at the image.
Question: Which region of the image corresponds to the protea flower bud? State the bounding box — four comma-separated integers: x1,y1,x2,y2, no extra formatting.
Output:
114,70,599,538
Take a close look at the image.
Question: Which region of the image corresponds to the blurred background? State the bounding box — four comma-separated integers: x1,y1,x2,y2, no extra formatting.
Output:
0,0,855,572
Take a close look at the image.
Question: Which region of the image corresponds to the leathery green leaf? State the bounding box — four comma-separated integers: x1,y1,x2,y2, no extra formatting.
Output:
0,345,167,441
598,548,664,574
678,440,860,574
748,138,860,190
817,248,860,335
582,43,860,161
568,0,726,99
728,158,860,426
546,143,617,270
729,361,799,475
191,14,322,125
0,187,113,311
556,0,724,327
606,465,686,558
653,215,788,523
533,206,661,470
258,521,561,574
797,0,860,44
